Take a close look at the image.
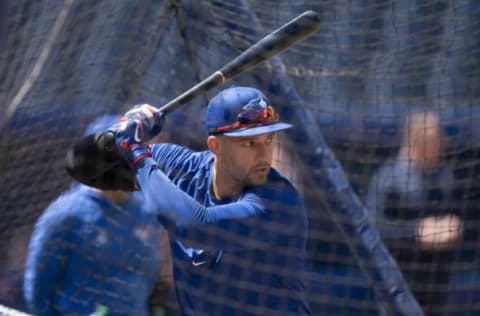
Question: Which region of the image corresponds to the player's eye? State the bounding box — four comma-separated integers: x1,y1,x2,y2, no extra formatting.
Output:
243,140,254,147
266,135,274,144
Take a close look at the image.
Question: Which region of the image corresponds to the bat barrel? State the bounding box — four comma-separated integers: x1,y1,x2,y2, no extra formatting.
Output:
159,10,320,115
159,72,225,114
220,10,320,79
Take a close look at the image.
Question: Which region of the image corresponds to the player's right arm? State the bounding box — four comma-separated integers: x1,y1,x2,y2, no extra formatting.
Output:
24,194,76,316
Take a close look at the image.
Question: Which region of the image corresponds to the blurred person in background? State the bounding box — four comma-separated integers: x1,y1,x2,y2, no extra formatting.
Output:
0,225,31,311
24,115,174,316
365,110,463,316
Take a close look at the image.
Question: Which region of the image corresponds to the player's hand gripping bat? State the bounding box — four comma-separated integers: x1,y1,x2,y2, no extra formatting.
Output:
65,10,320,191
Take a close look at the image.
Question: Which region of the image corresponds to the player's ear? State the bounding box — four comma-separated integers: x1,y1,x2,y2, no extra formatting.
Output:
207,135,220,155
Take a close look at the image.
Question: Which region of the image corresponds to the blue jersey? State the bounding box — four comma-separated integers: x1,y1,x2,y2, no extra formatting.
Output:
24,185,164,316
138,143,311,316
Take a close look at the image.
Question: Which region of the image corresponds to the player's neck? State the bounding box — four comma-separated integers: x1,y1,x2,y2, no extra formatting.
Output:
212,163,242,200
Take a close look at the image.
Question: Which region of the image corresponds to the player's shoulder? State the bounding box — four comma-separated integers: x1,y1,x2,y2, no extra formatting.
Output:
39,185,101,225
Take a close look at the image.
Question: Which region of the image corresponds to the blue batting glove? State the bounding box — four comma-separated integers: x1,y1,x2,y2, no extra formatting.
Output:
109,118,152,169
123,104,164,142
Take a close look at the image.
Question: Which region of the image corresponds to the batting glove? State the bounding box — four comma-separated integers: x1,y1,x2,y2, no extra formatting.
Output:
109,117,152,170
123,104,164,142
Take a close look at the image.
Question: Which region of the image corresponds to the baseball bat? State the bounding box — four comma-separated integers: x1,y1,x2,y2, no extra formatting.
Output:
99,10,320,149
162,10,320,115
66,10,320,189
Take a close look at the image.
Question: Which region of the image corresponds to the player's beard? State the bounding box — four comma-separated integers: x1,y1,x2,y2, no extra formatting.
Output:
245,163,270,186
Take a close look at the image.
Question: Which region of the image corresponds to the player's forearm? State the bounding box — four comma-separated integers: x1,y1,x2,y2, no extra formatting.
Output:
135,158,281,252
136,158,258,228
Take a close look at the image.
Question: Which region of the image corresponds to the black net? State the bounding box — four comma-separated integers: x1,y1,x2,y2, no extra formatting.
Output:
1,0,480,315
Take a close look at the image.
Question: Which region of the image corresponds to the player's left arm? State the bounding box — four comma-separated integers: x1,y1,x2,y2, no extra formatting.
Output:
137,158,307,251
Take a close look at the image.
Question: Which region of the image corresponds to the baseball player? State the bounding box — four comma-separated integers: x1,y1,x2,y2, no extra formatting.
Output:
109,86,312,315
24,115,173,316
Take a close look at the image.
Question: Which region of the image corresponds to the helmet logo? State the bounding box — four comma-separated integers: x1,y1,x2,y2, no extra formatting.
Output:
243,97,268,111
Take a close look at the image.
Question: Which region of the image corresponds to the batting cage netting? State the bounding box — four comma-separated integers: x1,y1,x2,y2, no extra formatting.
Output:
1,0,479,315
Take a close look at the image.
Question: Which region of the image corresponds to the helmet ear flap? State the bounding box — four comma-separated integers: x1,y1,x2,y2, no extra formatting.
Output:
65,133,138,191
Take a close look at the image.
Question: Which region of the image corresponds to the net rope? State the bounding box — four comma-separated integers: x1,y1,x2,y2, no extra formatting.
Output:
0,1,479,315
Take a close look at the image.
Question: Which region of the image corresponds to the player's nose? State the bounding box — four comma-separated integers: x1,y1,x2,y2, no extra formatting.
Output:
255,143,270,160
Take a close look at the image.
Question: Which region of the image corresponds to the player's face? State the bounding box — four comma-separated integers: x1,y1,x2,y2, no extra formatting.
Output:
217,133,276,186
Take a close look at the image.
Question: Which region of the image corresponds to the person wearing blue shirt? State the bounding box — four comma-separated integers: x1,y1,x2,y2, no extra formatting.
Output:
24,115,172,316
110,86,312,315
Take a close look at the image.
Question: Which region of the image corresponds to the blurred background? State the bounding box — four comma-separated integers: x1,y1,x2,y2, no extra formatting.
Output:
0,0,479,315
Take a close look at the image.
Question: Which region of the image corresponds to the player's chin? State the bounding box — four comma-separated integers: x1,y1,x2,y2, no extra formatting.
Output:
248,172,269,186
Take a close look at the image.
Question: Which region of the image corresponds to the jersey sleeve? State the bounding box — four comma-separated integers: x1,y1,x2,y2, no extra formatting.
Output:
150,143,199,176
135,158,306,252
24,196,77,316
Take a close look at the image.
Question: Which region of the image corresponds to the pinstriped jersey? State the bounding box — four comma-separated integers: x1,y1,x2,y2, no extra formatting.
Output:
145,143,311,316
